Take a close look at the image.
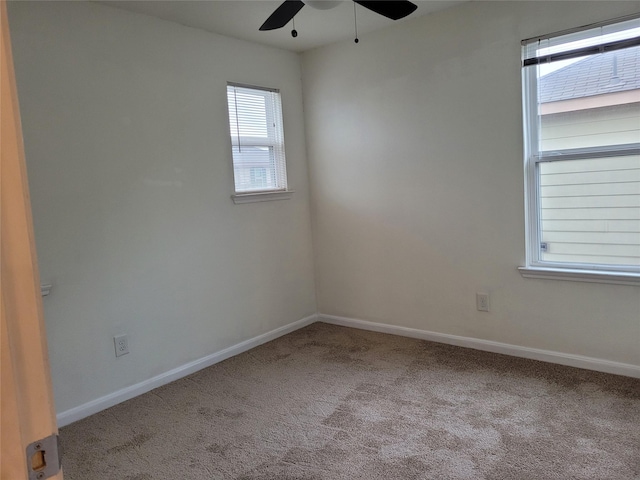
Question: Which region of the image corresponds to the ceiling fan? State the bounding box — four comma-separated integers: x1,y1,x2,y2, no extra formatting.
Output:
259,0,418,32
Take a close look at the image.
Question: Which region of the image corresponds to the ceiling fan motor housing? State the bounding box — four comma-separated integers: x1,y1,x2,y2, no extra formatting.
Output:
304,1,342,11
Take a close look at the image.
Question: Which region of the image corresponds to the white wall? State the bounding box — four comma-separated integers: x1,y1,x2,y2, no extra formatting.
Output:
10,0,640,418
8,1,317,414
302,1,640,366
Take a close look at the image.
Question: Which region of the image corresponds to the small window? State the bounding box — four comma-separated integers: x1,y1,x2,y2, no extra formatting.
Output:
521,16,640,281
226,84,288,194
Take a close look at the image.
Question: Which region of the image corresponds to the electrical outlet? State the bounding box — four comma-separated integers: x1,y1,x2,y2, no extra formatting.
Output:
114,334,129,357
476,293,490,312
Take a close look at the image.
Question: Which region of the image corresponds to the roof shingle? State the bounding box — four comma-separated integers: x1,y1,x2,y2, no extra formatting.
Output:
539,46,640,103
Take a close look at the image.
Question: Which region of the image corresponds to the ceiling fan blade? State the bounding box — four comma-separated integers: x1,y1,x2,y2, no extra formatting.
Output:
354,0,418,21
259,0,305,31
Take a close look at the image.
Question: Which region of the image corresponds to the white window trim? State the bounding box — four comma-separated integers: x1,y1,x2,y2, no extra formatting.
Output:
521,144,640,285
231,190,294,204
518,266,640,286
226,83,291,198
520,21,640,286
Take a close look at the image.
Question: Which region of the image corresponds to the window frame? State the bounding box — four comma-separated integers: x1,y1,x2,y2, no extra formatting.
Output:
520,16,640,285
226,82,293,203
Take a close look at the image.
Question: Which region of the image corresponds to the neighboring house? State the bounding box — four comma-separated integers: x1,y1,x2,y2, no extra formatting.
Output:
538,47,640,266
231,145,275,191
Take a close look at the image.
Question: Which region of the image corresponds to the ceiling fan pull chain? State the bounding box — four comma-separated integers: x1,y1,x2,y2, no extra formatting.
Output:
291,17,298,38
353,1,359,44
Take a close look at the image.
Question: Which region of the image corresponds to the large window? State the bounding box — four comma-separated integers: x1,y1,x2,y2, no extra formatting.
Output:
521,16,640,283
226,83,288,194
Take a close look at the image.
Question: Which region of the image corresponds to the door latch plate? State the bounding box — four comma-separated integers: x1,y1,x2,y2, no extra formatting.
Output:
26,434,61,480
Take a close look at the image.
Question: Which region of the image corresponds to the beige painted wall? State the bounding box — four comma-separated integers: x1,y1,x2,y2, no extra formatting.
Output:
302,1,640,366
8,1,317,414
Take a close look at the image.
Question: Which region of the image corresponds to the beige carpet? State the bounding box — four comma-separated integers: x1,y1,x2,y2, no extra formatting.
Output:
60,323,640,479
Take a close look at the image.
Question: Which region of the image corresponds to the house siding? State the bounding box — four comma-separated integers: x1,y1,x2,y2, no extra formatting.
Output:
539,99,640,265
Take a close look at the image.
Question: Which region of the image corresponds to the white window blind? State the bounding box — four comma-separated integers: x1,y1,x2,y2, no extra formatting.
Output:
521,15,640,276
226,84,288,193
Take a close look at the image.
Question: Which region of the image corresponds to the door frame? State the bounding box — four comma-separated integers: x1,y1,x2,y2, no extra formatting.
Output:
1,1,63,478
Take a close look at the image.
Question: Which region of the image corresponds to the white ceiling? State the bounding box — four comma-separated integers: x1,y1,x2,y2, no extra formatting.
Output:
101,0,465,52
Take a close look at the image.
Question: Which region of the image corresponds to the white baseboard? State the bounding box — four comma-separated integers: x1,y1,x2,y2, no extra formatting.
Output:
58,312,639,427
318,314,640,379
57,314,317,427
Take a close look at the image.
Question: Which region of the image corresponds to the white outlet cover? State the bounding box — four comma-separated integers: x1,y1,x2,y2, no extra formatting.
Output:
114,334,129,357
476,293,490,312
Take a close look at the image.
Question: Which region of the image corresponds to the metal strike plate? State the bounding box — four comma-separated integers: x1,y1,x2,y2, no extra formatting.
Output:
26,434,61,480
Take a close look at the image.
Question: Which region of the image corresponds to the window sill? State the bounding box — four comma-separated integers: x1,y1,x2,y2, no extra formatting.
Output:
518,266,640,286
231,190,294,204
